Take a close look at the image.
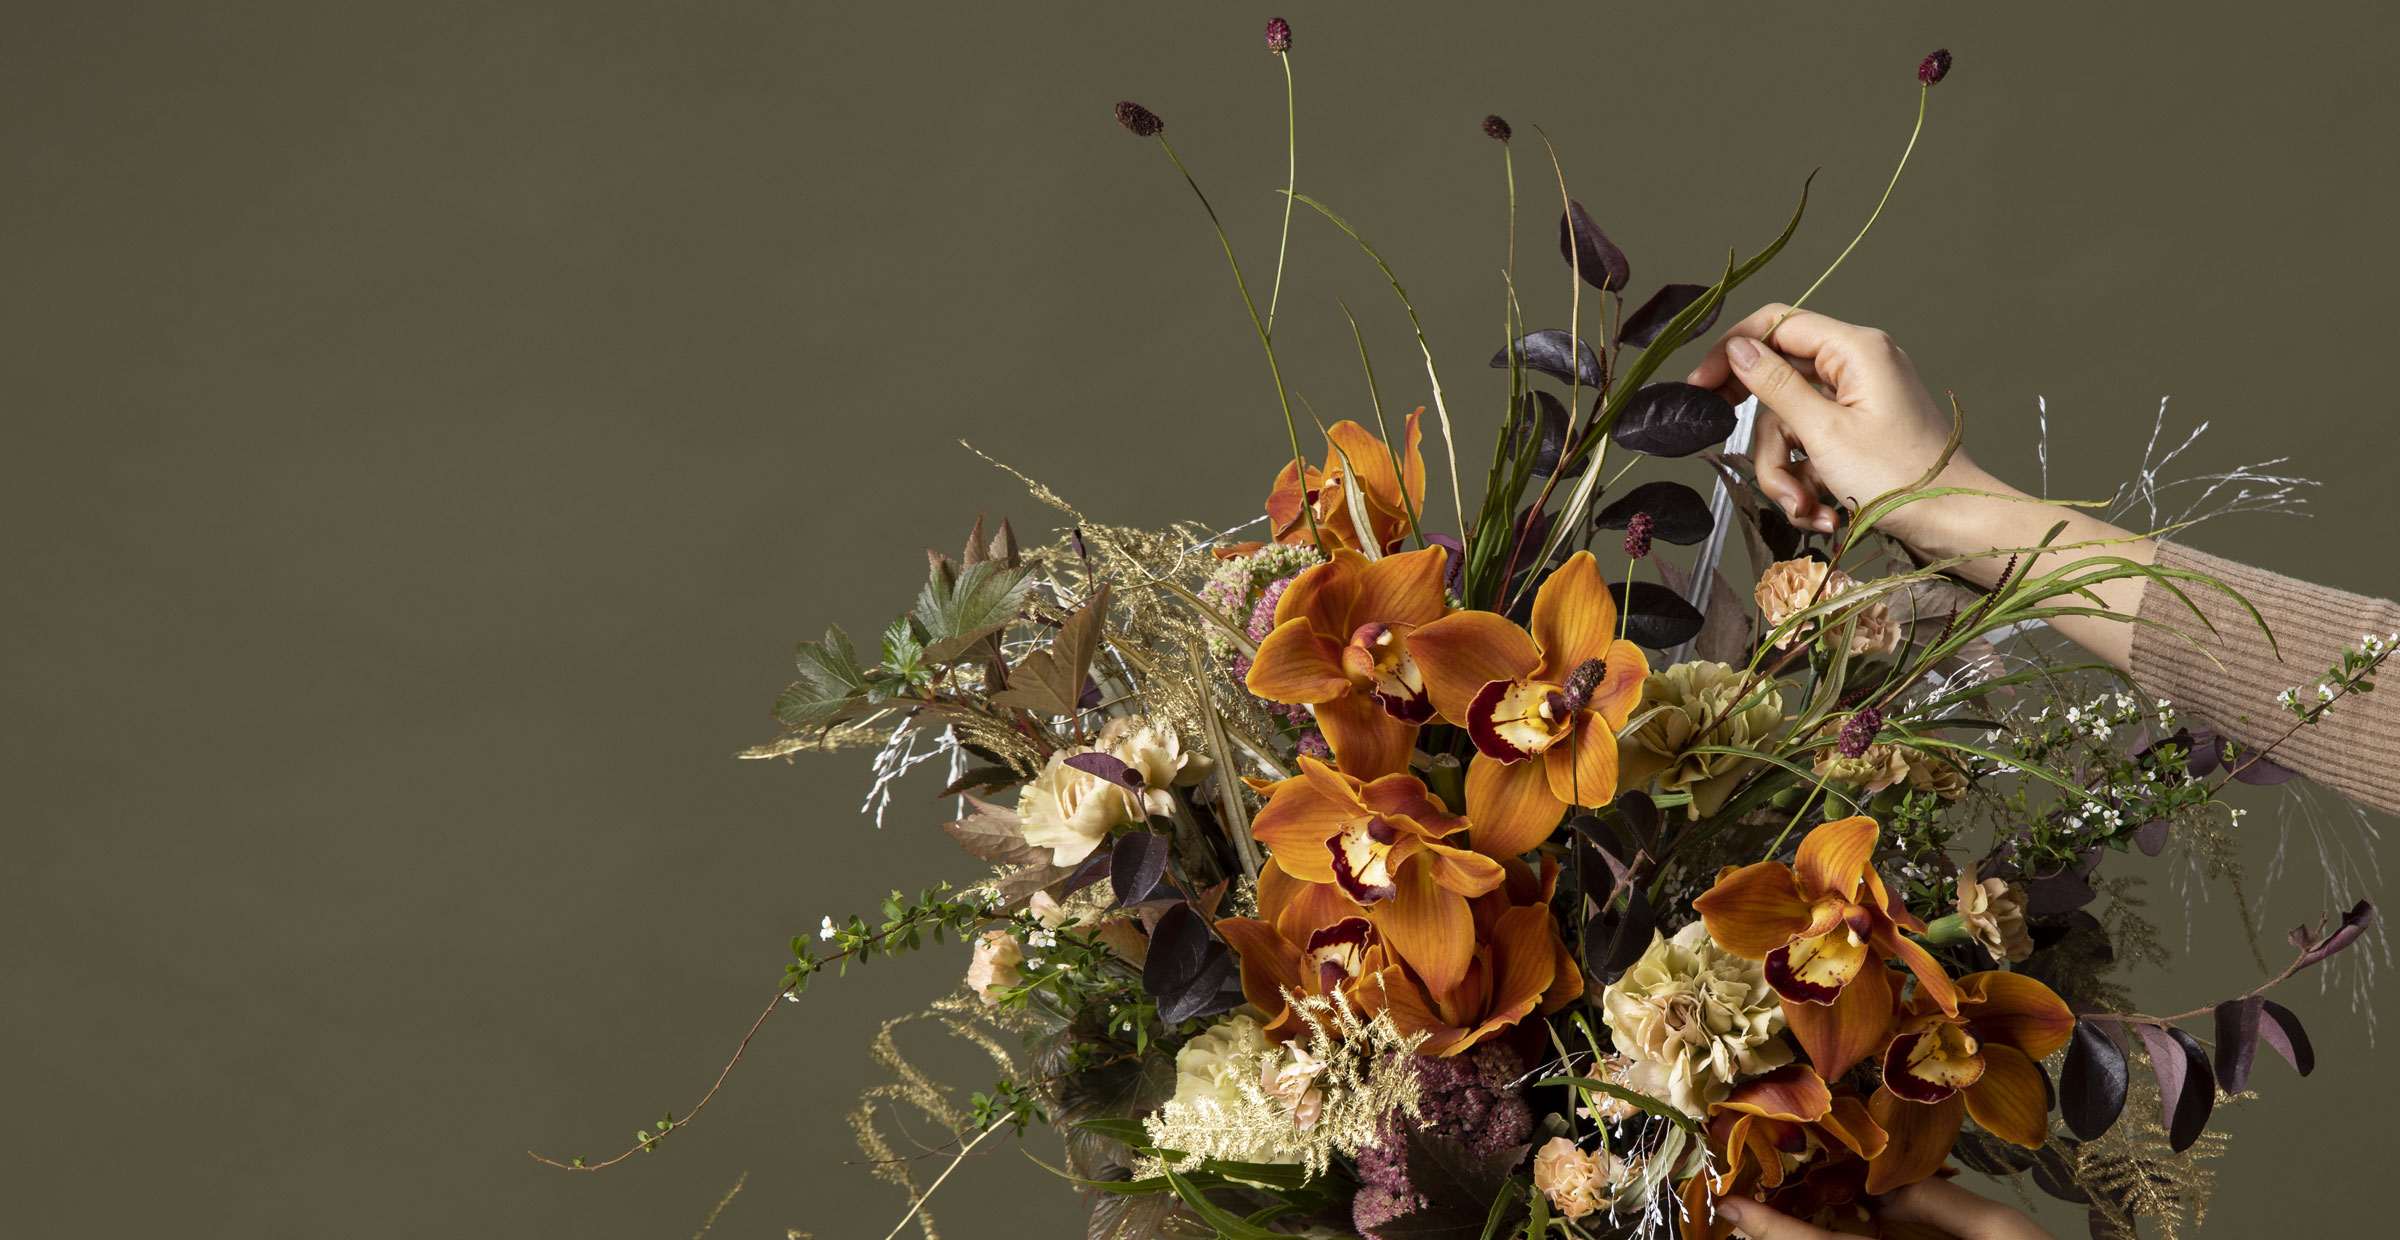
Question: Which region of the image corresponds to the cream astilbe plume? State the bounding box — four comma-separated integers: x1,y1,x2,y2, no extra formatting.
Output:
1141,990,1428,1180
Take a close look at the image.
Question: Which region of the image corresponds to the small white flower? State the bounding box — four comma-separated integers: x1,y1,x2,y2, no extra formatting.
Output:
2319,684,2339,703
819,916,837,941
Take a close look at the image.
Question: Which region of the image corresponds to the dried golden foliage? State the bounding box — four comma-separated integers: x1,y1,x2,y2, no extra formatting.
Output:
2071,1075,2244,1240
1140,990,1428,1180
846,987,1041,1240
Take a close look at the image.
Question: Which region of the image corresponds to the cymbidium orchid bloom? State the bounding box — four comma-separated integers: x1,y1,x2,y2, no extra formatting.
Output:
1363,855,1583,1056
1246,756,1506,996
1691,817,1957,1082
1408,552,1650,859
1214,858,1386,1038
1676,1065,1890,1240
1863,970,2074,1194
1263,411,1428,556
1245,546,1450,780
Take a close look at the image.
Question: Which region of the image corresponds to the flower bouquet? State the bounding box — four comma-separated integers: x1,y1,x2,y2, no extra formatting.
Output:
541,25,2387,1240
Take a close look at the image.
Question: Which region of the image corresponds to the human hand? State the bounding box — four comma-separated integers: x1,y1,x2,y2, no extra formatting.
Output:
1681,303,2007,544
1714,1180,2058,1240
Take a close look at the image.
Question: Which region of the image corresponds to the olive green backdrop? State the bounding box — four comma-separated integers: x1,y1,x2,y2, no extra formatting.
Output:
7,3,2393,1237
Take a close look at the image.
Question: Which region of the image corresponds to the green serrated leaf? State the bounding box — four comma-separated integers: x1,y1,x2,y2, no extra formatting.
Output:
916,559,1034,662
772,623,869,724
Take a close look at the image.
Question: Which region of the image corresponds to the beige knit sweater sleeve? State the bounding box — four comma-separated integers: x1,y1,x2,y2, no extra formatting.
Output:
2130,543,2400,815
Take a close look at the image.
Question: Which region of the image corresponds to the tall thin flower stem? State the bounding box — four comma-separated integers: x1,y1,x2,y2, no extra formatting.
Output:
1766,86,1928,346
1266,54,1297,336
1158,136,1321,549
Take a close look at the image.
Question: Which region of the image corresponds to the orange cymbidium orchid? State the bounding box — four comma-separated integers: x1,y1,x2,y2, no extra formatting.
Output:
1245,545,1450,780
1265,411,1428,556
1676,1064,1889,1240
1407,551,1650,859
1213,857,1387,1038
1247,755,1506,996
1862,970,2075,1194
1363,855,1583,1056
1692,816,1959,1079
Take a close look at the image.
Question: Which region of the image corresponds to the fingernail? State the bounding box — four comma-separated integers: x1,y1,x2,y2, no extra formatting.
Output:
1726,337,1763,369
1716,1198,1751,1226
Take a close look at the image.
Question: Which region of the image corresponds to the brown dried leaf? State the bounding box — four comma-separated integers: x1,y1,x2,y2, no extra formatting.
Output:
992,582,1112,716
1651,555,1753,665
942,796,1050,867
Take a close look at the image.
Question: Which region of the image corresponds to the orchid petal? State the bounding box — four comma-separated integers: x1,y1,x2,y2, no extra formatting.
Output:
1282,550,1367,628
1373,858,1474,998
1369,963,1470,1057
1544,718,1620,809
1216,916,1301,1019
1819,1093,1889,1162
1246,618,1353,704
1528,551,1621,675
1719,1063,1834,1122
1420,841,1508,898
1406,610,1542,723
1962,1043,2054,1148
1693,862,1815,959
1957,971,2076,1059
1463,752,1567,859
1767,930,1870,1005
1357,772,1469,837
1793,816,1878,902
1876,924,1961,1016
1587,639,1652,730
1312,691,1417,781
1462,905,1560,1042
1864,1087,1965,1195
1248,774,1344,882
1351,546,1449,627
1781,963,1896,1081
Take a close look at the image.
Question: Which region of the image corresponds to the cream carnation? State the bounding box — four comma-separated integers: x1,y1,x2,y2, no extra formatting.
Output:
1163,1013,1302,1164
1601,922,1791,1117
1756,557,1900,655
1533,1136,1630,1221
1097,716,1215,817
1015,748,1142,867
1956,861,2033,963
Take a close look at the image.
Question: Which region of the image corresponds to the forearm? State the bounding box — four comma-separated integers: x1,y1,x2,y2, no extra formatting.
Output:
1895,463,2155,668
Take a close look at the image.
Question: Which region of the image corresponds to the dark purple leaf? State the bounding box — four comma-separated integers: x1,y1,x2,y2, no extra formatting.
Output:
1616,789,1662,850
2212,997,2264,1093
1607,581,1705,649
2061,1019,2129,1140
2258,1000,2315,1076
1504,389,1574,478
1107,832,1170,908
1143,904,1238,1023
1490,330,1601,388
1063,848,1115,895
1426,534,1466,596
2133,1023,2214,1152
1557,200,1630,292
1621,284,1718,349
1610,382,1738,457
1066,752,1145,793
1593,480,1714,545
2132,820,2170,857
1586,881,1656,984
2183,728,2227,778
2297,900,2375,968
2024,859,2100,916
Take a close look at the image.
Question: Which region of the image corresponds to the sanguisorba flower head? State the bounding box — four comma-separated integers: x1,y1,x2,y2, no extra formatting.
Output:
1264,16,1292,53
1620,661,1786,818
1409,551,1651,858
1918,48,1953,86
1601,922,1793,1117
1692,816,1956,1081
1114,100,1164,137
1863,970,2071,1193
1246,546,1450,779
1267,412,1427,557
1247,756,1505,996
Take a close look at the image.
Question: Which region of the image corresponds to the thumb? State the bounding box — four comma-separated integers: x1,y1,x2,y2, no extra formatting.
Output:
1715,1196,1835,1240
1724,336,1840,432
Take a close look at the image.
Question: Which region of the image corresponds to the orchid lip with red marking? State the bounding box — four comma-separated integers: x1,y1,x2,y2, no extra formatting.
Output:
1765,944,1845,1005
1465,677,1572,763
1327,816,1401,903
1304,917,1371,994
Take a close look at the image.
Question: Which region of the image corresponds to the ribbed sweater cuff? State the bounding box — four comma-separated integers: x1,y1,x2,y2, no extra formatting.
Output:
2130,543,2400,816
